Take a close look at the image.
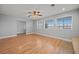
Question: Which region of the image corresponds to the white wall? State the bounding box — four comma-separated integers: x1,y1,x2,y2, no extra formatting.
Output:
0,9,79,41
0,14,33,39
0,15,17,37
34,9,79,41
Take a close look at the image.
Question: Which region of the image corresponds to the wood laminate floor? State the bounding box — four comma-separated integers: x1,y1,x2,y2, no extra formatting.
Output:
0,34,74,54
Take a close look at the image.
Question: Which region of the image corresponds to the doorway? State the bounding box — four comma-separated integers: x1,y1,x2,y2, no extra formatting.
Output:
17,21,26,35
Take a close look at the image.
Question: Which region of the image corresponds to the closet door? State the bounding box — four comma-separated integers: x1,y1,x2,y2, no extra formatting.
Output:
26,20,33,35
17,21,26,35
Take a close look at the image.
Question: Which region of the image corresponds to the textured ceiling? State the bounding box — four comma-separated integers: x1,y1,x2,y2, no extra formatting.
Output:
0,4,79,19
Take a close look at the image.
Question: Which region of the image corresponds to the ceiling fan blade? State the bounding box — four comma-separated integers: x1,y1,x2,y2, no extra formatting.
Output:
28,15,32,17
28,12,32,14
33,11,37,15
37,11,40,13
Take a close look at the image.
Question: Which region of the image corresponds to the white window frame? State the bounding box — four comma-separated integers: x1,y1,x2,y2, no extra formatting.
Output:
55,15,73,30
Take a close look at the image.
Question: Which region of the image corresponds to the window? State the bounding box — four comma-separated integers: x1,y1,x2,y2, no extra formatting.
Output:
63,16,72,29
57,18,64,29
57,16,72,29
45,20,55,29
37,16,72,30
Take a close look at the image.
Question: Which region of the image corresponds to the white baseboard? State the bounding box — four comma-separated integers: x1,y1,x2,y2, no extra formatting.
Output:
26,32,35,35
0,35,17,39
0,32,34,39
0,33,72,42
35,33,72,42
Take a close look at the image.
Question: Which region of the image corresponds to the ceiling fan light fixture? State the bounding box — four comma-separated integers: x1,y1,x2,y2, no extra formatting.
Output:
27,10,42,18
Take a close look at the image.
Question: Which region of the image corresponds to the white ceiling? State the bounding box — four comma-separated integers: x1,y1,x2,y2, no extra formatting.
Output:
0,4,79,19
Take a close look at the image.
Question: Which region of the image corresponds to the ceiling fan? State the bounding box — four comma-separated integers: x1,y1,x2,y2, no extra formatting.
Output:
27,10,42,17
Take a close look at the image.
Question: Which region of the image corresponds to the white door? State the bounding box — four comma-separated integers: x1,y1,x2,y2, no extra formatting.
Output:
17,21,26,34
